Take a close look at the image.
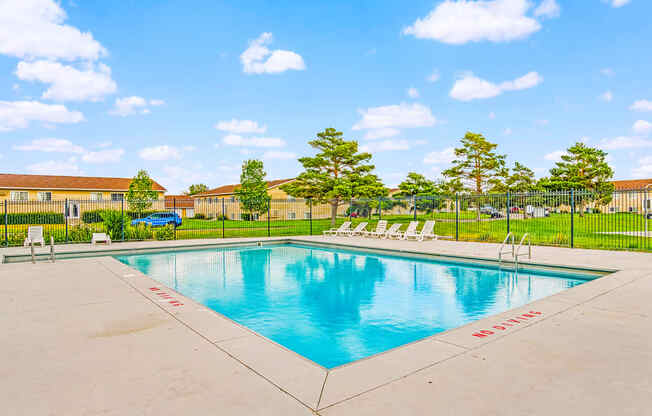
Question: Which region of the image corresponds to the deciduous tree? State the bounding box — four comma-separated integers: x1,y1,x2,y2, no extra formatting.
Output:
234,159,270,220
281,128,387,225
126,170,159,214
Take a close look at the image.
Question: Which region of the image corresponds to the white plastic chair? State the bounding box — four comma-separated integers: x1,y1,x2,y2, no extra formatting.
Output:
363,220,388,238
323,221,351,236
23,226,45,247
400,221,419,240
406,220,436,241
343,222,368,237
384,223,404,239
91,233,112,245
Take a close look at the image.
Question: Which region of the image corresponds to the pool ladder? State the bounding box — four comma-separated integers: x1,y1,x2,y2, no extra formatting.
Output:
498,233,531,270
29,236,56,264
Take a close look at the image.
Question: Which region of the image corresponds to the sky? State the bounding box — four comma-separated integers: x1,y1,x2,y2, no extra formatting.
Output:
1,0,651,193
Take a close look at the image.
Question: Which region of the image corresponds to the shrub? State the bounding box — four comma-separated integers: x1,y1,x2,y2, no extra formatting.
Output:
68,224,94,243
192,213,206,220
100,210,129,241
154,224,175,240
215,214,228,220
7,212,65,225
127,223,153,241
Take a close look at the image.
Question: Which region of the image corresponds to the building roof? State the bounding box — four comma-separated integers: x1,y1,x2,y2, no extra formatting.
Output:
193,178,295,197
0,173,166,192
164,195,195,208
611,179,652,191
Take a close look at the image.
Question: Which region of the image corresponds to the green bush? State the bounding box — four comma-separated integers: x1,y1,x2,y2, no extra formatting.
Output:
192,213,206,219
154,224,175,240
7,212,65,224
127,224,153,240
68,224,94,242
100,210,129,241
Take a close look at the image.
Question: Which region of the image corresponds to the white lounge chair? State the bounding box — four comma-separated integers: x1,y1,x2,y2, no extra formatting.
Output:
363,220,388,238
399,221,419,240
92,232,112,245
384,223,404,239
406,220,437,241
342,222,368,237
23,226,45,247
323,221,351,236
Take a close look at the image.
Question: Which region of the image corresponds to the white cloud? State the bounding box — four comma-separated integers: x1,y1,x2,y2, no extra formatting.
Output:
630,100,652,112
504,127,513,135
424,147,456,164
15,60,116,102
240,32,306,74
407,87,419,99
534,0,560,19
450,71,542,101
632,156,652,177
109,96,160,116
97,141,112,148
27,159,83,175
139,145,183,161
215,119,267,134
599,136,652,150
363,128,401,140
633,120,652,135
13,137,84,153
600,68,615,77
403,0,541,45
426,70,440,83
607,0,631,8
535,119,549,126
161,164,219,195
262,151,297,160
82,148,124,163
544,150,566,162
352,103,437,130
0,0,106,61
599,90,613,102
489,111,496,119
0,100,84,131
222,134,285,148
360,140,411,153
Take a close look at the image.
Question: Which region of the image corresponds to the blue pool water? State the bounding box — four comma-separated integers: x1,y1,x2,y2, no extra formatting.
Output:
116,243,591,368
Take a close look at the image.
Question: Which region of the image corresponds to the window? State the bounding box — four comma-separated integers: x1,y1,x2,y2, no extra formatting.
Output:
90,192,103,201
207,198,212,204
304,212,311,219
287,212,296,220
37,191,52,201
66,202,80,218
111,193,123,201
10,191,28,201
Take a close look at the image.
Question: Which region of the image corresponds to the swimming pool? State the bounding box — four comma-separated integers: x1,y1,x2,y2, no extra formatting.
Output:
116,243,594,368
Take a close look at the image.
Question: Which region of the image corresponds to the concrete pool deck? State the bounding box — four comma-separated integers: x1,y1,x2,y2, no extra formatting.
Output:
1,237,651,415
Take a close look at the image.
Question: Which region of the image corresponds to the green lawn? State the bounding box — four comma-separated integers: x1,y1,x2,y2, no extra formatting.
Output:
4,212,650,251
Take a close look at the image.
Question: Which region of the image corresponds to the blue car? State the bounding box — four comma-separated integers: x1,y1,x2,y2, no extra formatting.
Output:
131,212,182,227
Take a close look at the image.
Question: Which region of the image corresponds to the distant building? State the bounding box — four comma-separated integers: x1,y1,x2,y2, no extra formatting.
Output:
164,195,195,218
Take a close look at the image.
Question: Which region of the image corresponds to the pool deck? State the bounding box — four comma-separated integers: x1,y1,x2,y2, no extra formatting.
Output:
2,237,651,415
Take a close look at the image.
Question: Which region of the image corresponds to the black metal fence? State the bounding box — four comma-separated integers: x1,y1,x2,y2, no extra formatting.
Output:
2,189,651,252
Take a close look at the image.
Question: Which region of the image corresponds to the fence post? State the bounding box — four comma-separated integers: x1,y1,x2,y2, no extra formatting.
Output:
378,197,382,220
65,198,68,243
267,201,271,237
570,189,575,248
173,197,177,240
121,197,125,241
349,198,353,220
221,198,225,239
455,193,459,241
4,200,7,247
506,191,511,235
413,194,417,221
309,198,313,236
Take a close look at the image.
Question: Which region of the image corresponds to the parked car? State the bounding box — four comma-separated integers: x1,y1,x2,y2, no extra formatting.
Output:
489,209,503,218
131,212,182,227
480,205,494,215
509,206,520,213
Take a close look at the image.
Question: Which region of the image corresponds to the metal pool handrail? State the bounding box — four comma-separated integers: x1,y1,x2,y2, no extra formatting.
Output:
498,232,515,266
515,233,531,269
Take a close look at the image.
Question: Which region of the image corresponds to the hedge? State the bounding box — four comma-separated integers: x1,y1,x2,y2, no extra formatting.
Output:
82,209,159,223
7,212,65,225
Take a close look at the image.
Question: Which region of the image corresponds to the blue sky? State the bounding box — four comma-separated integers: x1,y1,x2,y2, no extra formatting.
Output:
1,0,651,193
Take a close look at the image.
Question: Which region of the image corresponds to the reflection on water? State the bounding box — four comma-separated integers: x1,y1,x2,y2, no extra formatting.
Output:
116,244,587,368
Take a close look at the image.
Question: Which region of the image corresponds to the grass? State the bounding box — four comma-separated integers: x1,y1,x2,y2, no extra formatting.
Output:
4,212,650,251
